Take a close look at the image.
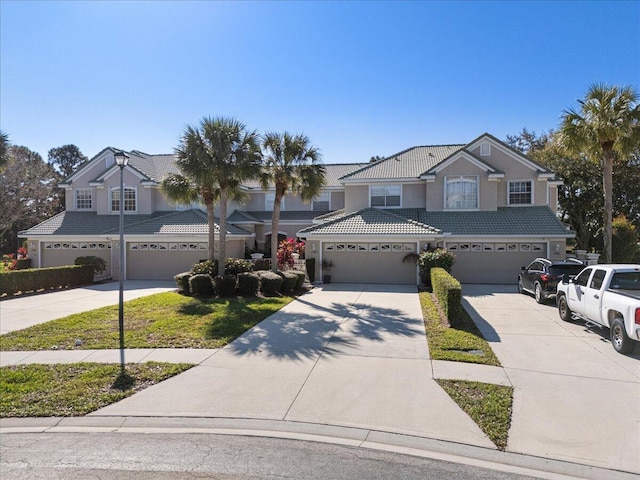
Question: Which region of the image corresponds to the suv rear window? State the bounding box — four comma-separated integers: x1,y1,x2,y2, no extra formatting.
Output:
549,265,584,276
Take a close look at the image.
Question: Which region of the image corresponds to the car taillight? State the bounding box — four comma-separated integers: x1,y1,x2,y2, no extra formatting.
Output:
635,308,640,325
540,274,550,282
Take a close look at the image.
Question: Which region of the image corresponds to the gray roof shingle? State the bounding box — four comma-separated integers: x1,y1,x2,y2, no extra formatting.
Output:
298,208,442,236
19,210,251,237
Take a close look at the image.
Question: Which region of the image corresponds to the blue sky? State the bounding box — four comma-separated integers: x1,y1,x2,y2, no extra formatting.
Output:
1,1,638,164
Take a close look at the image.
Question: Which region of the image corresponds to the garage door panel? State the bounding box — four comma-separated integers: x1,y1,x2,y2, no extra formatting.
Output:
451,251,540,284
323,251,416,284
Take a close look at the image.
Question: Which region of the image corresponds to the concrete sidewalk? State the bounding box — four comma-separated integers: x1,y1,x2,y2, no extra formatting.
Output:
0,280,176,334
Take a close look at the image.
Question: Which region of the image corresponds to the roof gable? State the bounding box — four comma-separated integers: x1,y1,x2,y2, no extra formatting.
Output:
421,149,504,179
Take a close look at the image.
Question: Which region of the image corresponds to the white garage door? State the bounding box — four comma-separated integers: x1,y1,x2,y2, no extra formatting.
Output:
126,241,207,280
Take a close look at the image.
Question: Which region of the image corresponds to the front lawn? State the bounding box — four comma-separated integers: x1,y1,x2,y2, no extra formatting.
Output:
0,292,293,351
419,290,499,366
0,362,193,417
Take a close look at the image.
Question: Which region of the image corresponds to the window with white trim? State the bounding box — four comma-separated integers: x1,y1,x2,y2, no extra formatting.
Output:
480,143,491,156
75,188,93,210
445,176,478,209
105,154,114,168
508,180,533,205
110,187,137,212
312,191,330,210
370,184,401,208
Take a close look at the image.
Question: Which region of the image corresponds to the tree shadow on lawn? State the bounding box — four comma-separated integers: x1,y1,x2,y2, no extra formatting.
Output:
226,293,425,361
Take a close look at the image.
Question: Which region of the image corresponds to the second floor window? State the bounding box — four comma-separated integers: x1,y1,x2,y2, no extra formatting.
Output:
75,188,93,210
445,176,478,209
370,185,401,208
508,180,533,205
110,187,137,213
312,192,330,211
265,191,284,210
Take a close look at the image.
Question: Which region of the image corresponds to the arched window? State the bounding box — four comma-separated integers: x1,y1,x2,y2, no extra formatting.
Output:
110,186,137,212
445,176,478,209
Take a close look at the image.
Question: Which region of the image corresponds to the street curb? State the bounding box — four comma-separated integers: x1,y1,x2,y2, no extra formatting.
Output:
1,416,636,480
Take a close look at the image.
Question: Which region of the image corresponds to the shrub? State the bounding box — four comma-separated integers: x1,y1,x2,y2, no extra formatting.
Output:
277,238,296,270
253,258,270,271
612,216,640,263
214,274,237,297
305,258,316,283
74,256,107,275
14,258,32,270
258,271,283,296
292,270,306,290
419,249,456,287
174,272,192,293
237,272,260,296
277,271,298,294
225,258,254,275
192,260,218,276
189,274,214,295
431,267,462,327
0,265,93,296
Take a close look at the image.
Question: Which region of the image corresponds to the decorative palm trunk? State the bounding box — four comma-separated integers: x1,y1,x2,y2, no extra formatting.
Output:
218,188,228,276
602,145,614,263
271,193,282,272
206,202,216,262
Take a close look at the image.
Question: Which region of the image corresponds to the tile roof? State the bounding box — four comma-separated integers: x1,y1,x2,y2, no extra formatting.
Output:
299,206,572,237
228,210,331,223
241,163,367,189
340,145,465,181
19,210,251,237
298,208,442,236
312,209,346,223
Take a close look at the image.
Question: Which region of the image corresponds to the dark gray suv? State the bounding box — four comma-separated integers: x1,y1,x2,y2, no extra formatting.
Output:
518,258,585,303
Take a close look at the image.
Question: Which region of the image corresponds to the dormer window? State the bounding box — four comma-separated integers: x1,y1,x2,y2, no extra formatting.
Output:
105,154,115,168
265,191,283,210
480,143,491,156
110,186,137,213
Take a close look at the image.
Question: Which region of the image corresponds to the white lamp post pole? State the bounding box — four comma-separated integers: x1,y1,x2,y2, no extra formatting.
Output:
114,151,129,377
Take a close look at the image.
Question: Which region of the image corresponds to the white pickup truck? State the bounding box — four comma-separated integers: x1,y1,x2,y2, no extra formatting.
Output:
556,264,640,354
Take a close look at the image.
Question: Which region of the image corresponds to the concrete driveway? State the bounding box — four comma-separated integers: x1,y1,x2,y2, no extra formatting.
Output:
462,284,640,474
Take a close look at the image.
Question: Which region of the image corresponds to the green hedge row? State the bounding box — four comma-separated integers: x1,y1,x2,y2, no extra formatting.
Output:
0,265,94,296
175,270,307,297
431,267,462,327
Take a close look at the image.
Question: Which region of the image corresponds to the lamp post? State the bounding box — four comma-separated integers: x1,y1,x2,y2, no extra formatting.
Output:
114,151,129,377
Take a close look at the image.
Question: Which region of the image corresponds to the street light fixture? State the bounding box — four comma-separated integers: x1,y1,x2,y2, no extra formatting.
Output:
114,150,129,377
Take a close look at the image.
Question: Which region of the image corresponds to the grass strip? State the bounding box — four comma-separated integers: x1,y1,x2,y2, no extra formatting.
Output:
436,379,513,450
419,291,499,366
1,292,293,351
0,362,193,417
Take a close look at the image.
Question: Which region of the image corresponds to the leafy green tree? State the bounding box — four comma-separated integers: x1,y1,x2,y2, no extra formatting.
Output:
0,146,62,252
47,144,88,178
260,132,325,272
163,117,260,274
612,216,640,263
558,84,640,262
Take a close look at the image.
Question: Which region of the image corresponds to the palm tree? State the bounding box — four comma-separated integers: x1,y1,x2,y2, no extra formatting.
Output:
260,132,325,272
558,84,640,263
163,117,260,275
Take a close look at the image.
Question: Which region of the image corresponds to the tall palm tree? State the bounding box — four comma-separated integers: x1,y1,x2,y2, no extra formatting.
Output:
260,132,325,272
200,117,260,275
558,84,639,263
163,117,260,275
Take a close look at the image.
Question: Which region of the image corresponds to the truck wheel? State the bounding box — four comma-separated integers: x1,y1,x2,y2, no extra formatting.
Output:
558,295,572,322
610,318,635,354
517,277,524,294
534,283,545,304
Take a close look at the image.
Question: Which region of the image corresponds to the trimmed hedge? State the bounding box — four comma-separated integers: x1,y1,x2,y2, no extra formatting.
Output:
74,256,107,275
225,258,254,275
292,270,306,290
214,274,237,297
277,271,298,294
431,267,462,327
305,258,316,283
237,272,260,296
189,274,214,295
258,271,283,296
0,265,94,296
14,258,33,270
253,258,270,271
174,272,192,293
